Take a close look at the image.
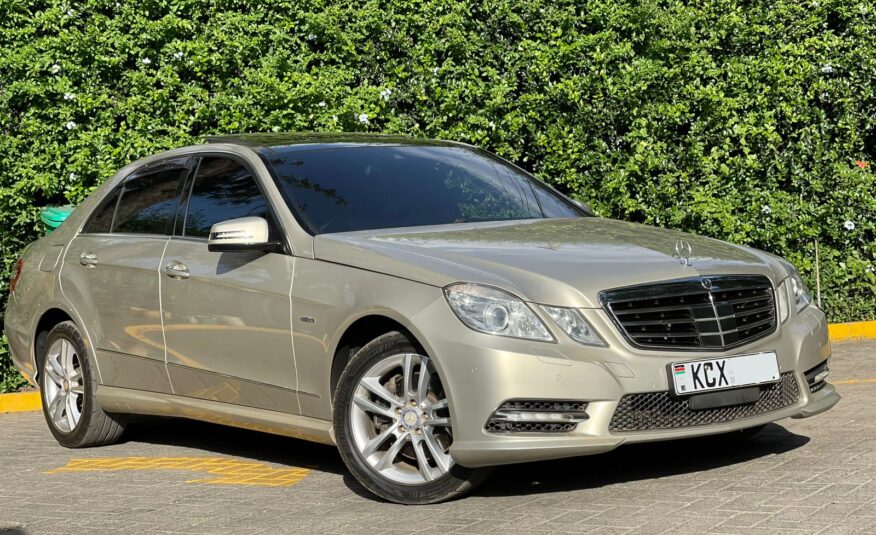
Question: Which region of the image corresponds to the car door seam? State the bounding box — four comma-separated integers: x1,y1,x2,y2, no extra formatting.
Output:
158,236,175,394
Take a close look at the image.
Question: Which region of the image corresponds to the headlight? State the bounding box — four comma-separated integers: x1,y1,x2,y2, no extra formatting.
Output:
541,306,605,346
444,283,554,341
780,261,812,313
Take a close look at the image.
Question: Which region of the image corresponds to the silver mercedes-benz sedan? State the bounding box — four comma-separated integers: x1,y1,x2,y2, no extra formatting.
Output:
4,133,839,503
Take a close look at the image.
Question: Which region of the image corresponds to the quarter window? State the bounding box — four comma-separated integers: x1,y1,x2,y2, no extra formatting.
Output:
182,157,271,238
113,168,184,235
82,189,120,234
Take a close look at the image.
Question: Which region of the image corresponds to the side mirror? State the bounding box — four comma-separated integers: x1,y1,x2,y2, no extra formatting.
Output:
207,217,280,253
572,199,596,216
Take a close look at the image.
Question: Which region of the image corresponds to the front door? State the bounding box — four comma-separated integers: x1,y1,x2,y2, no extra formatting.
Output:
160,155,299,413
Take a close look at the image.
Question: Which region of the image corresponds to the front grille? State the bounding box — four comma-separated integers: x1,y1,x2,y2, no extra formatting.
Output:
600,275,777,351
609,372,800,432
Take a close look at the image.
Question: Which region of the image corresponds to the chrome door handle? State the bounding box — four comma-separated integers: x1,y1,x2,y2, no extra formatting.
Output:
79,252,98,267
165,262,190,280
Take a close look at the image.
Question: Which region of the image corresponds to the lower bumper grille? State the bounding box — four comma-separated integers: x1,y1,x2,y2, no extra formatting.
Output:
805,361,829,393
485,400,589,433
609,372,800,433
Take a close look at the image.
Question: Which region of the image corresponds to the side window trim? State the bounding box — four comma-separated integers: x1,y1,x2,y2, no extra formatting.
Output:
107,187,123,234
176,157,201,238
168,158,199,237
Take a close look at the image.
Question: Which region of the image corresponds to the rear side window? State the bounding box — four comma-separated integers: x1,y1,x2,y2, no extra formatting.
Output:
82,189,120,233
113,168,184,235
182,157,270,238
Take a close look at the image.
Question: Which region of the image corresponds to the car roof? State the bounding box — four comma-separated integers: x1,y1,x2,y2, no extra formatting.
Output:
205,132,469,152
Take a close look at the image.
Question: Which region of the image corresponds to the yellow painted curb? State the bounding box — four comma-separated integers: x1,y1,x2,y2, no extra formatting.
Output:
0,391,41,414
829,320,876,342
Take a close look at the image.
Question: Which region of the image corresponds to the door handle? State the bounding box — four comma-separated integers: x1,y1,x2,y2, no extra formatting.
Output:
79,252,98,267
165,262,190,280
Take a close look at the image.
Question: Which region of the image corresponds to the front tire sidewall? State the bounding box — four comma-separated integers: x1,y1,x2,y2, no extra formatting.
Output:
39,322,99,447
333,332,488,504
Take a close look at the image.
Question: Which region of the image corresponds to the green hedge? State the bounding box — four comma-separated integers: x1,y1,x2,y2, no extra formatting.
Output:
1,0,874,392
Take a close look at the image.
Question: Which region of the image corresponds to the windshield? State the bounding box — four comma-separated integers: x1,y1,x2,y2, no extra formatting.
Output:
262,145,585,234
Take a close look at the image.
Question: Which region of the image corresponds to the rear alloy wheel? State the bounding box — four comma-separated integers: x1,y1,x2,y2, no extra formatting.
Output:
39,321,126,448
334,331,490,504
42,338,85,433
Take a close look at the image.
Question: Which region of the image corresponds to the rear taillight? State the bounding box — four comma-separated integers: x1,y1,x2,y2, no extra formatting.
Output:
9,257,24,294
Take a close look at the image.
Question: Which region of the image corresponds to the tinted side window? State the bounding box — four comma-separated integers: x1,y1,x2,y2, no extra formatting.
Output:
183,157,269,238
82,189,120,233
113,168,184,234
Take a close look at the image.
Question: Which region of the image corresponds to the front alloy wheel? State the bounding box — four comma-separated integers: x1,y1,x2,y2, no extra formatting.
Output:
334,331,490,504
350,353,454,484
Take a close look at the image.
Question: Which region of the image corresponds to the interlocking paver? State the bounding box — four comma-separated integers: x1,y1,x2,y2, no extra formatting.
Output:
0,340,874,534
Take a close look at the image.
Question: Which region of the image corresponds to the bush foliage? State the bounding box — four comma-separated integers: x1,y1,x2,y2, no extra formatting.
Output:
1,0,874,390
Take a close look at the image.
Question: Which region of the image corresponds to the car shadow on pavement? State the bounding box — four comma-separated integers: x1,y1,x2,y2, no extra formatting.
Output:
123,417,809,501
476,423,810,498
121,416,348,476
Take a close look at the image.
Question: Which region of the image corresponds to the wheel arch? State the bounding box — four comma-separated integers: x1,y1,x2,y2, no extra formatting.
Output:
30,303,99,384
31,308,75,381
329,313,431,396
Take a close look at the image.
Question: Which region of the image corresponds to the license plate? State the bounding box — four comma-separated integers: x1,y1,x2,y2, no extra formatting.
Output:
670,351,780,395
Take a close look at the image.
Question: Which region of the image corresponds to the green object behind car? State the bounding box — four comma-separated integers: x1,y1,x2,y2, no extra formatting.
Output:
39,205,75,233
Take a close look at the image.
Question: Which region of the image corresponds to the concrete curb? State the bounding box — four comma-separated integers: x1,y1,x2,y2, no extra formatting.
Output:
0,321,873,414
0,391,41,414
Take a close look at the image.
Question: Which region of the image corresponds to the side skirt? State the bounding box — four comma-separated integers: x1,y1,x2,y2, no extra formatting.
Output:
96,385,336,445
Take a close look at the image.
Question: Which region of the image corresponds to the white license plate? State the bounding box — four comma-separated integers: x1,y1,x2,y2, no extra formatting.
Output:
670,351,780,395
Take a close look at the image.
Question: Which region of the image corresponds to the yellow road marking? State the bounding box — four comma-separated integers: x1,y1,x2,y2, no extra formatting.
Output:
0,391,41,413
45,457,310,487
833,378,876,385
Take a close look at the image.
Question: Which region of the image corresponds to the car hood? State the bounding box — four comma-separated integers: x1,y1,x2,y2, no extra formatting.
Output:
313,218,785,308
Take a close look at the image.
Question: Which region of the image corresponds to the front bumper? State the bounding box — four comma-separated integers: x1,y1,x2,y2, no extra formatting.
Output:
413,300,838,468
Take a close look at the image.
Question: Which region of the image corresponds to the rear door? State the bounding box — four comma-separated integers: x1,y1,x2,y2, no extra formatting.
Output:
62,158,190,393
160,155,299,413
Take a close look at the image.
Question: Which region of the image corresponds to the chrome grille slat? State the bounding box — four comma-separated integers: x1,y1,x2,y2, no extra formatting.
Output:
727,295,773,306
613,303,710,315
623,318,701,326
733,305,774,318
698,316,776,336
600,275,777,351
630,332,702,339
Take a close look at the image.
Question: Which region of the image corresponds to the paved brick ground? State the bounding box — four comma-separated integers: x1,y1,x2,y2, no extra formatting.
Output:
1,341,874,535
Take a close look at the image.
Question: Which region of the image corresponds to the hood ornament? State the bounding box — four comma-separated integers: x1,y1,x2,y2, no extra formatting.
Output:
674,239,693,266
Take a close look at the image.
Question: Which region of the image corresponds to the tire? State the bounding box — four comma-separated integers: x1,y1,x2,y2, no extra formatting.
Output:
38,321,126,448
333,331,491,504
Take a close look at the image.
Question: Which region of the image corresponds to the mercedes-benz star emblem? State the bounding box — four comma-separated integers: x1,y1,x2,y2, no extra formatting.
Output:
701,278,713,289
674,239,693,266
